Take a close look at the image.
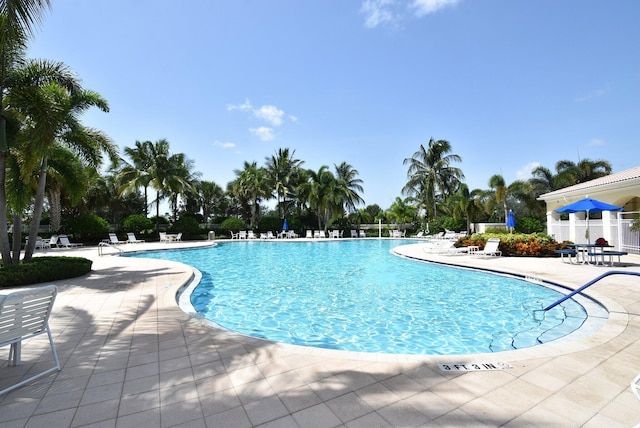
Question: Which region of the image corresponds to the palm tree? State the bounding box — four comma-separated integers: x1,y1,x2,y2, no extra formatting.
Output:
445,184,483,234
555,158,612,188
0,1,51,264
402,138,464,221
488,174,509,223
305,165,338,231
334,161,365,214
231,161,269,228
265,148,303,218
6,59,116,261
164,152,199,220
117,140,153,215
197,180,224,224
387,197,416,230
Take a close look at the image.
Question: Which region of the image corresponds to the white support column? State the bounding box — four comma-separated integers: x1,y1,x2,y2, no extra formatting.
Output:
602,211,613,247
569,212,577,243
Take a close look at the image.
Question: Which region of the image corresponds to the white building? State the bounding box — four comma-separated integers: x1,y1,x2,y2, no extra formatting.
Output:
538,166,640,254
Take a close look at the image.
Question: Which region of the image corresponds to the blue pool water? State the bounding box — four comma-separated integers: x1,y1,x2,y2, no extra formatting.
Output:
128,240,589,355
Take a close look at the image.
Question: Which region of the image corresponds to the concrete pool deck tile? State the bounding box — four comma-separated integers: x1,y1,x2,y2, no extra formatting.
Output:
1,241,640,426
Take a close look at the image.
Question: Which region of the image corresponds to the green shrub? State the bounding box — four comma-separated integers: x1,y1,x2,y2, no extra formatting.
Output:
122,214,153,234
458,232,561,257
170,216,201,236
0,256,93,288
515,216,545,234
66,214,109,242
220,217,246,234
257,216,282,232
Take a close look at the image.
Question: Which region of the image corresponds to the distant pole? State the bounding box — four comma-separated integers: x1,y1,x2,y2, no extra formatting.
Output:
378,219,381,238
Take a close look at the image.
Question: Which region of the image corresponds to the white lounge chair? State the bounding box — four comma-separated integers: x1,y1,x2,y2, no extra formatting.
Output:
318,230,326,238
238,231,247,239
59,234,82,248
471,238,502,258
108,233,126,244
305,230,313,238
350,230,357,238
0,285,60,395
126,232,144,243
48,235,59,248
359,230,366,238
247,231,255,239
266,231,275,239
173,233,182,242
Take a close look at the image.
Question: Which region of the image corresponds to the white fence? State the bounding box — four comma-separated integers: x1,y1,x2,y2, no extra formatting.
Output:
547,211,639,254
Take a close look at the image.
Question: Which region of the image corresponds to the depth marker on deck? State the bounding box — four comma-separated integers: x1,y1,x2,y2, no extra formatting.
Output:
438,362,513,372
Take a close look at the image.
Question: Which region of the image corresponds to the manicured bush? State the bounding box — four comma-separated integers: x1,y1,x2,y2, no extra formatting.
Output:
170,216,201,236
122,214,153,234
220,217,246,234
515,216,545,234
0,256,93,288
66,214,109,242
457,232,561,257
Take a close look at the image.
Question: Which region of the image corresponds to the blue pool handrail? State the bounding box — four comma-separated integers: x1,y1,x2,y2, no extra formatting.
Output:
542,270,640,312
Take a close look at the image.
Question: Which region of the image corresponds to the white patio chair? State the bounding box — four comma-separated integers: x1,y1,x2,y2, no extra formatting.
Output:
126,232,145,243
59,235,82,248
471,238,502,258
0,285,60,395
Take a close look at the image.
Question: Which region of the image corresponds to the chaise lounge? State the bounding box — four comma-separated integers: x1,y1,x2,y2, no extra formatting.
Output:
471,238,502,258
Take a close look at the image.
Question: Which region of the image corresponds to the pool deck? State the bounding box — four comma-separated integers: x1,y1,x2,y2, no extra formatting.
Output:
1,238,640,427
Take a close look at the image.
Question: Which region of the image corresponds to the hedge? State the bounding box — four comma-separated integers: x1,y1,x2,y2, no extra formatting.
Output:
0,256,93,288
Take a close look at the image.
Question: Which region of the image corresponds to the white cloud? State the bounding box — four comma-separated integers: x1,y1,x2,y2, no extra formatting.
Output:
588,138,606,147
361,0,460,28
410,0,459,17
226,98,252,112
360,0,397,29
213,141,236,149
575,83,610,103
250,127,275,141
516,162,540,180
255,105,285,127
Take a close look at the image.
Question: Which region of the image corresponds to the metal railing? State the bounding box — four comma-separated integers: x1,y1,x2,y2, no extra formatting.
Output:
98,241,123,257
540,271,640,312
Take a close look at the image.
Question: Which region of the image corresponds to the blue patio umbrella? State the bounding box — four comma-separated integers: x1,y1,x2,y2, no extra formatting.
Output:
506,210,516,232
555,197,623,243
282,219,288,231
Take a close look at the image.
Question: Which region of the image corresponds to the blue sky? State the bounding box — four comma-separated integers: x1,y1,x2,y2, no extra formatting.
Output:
27,0,639,210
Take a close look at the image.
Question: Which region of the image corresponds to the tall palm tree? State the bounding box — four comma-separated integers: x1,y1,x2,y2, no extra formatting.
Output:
265,148,303,218
305,165,338,231
197,180,224,224
0,1,51,264
231,161,269,228
488,174,508,223
402,138,464,221
334,161,365,215
555,158,612,188
164,152,199,220
387,197,416,230
117,140,153,215
7,59,116,261
145,139,196,228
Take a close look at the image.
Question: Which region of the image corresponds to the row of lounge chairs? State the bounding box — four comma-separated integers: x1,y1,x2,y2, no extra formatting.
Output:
28,234,82,250
230,230,369,239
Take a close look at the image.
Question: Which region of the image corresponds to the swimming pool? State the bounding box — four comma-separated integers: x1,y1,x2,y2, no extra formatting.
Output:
127,239,596,355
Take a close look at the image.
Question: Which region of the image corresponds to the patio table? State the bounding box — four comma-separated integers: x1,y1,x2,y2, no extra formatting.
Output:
567,243,614,265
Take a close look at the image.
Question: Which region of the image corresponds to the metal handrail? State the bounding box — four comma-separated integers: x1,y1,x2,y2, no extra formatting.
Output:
541,270,640,312
98,241,123,256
